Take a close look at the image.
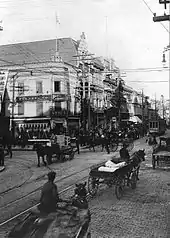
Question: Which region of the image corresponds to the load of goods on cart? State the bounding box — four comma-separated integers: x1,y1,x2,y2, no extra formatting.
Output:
88,149,145,199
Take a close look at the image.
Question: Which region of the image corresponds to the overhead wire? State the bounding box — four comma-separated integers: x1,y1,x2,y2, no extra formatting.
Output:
140,0,169,33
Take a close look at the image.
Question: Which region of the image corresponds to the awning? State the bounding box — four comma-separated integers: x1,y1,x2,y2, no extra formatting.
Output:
129,116,142,124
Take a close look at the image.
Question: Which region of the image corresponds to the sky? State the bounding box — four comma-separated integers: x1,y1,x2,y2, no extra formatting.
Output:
0,0,169,100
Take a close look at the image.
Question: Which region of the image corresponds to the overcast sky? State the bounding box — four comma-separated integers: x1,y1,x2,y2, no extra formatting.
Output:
0,0,169,100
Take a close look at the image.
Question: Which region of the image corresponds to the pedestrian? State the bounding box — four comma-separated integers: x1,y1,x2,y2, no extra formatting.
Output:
0,139,5,166
37,171,62,214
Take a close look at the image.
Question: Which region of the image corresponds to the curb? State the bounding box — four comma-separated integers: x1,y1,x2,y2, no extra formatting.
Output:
0,166,5,172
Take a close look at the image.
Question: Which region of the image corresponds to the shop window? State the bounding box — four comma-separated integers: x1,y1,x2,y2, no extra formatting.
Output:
36,102,43,116
54,81,60,92
18,102,24,115
36,81,43,94
18,82,24,95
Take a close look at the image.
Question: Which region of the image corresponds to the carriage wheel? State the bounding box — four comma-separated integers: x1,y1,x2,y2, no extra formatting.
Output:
88,176,99,196
110,143,118,152
152,155,156,169
127,141,134,151
130,172,137,189
115,177,125,199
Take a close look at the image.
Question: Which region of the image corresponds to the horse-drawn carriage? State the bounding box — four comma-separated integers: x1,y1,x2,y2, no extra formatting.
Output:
152,136,170,169
33,136,77,166
88,149,145,199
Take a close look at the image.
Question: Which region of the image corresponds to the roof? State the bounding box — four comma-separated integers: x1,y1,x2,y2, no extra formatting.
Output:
0,38,78,67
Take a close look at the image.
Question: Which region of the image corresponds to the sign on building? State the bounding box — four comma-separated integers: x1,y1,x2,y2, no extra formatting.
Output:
0,71,9,112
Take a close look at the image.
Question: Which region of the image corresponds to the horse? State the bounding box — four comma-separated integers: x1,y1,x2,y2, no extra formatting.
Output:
71,181,88,209
129,149,145,180
113,149,145,184
86,134,110,154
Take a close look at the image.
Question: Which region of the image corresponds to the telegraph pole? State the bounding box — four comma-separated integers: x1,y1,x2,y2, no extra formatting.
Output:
142,89,144,136
153,1,170,124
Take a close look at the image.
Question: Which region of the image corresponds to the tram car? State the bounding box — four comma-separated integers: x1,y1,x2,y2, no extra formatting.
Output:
149,119,166,136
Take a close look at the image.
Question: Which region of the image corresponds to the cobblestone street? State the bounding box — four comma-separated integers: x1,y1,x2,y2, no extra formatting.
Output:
0,138,169,238
89,139,170,238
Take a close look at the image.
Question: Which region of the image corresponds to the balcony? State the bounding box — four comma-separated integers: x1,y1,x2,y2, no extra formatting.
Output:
49,107,80,118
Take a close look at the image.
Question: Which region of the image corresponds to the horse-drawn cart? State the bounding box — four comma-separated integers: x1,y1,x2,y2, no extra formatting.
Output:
88,150,145,199
152,136,170,169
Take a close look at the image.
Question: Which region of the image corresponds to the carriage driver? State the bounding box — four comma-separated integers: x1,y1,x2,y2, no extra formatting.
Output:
119,143,130,163
38,171,62,214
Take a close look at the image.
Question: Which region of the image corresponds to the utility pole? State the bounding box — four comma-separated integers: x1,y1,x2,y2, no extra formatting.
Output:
153,1,170,124
142,89,144,136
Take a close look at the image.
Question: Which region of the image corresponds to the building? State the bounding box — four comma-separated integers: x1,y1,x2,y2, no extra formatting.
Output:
0,39,80,137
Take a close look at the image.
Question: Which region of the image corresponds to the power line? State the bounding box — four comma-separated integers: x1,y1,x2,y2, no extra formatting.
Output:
140,0,170,33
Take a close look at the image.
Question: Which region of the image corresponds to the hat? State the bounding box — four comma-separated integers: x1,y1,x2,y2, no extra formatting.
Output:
47,171,56,181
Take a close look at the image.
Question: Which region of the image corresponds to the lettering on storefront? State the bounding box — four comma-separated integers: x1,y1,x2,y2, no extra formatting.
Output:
16,95,52,102
53,94,71,102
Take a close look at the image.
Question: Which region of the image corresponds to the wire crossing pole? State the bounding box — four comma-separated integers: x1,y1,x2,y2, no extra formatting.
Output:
153,0,170,125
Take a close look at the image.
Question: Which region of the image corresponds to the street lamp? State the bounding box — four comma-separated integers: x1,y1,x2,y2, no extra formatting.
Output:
162,45,170,125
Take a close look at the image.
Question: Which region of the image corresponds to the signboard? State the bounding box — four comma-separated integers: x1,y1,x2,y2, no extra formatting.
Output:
0,71,8,112
16,95,52,102
53,94,71,102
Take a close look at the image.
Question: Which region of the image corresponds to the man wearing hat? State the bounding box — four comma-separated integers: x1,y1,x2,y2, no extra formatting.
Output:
38,171,61,214
119,142,130,163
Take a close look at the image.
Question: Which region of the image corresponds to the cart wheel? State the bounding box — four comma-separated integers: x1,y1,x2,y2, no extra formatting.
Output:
152,155,156,169
127,141,134,151
88,176,98,196
110,143,118,152
115,177,125,199
130,172,137,189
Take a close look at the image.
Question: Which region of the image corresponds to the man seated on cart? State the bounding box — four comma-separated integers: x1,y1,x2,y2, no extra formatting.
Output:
119,143,130,163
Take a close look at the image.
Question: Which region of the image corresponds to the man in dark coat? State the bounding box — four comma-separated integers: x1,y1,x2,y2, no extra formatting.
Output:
38,171,61,214
119,143,130,163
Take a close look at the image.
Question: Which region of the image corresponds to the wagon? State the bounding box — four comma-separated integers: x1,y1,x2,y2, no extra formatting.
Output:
88,159,138,199
152,136,170,169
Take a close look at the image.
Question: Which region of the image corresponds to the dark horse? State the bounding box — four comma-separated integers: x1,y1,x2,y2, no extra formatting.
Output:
33,143,61,167
87,135,110,154
113,149,145,182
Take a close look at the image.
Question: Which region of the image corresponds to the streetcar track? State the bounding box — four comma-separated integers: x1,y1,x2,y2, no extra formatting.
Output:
0,163,94,211
0,175,89,228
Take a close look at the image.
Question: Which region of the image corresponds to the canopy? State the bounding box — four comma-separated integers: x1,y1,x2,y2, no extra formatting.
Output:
129,116,142,124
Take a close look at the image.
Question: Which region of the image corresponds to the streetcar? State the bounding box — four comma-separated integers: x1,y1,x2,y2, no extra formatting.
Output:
149,119,166,135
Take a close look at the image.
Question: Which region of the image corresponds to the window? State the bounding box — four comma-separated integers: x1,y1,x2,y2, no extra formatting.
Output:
18,102,24,115
18,82,24,95
36,81,43,94
36,102,43,116
54,81,60,92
